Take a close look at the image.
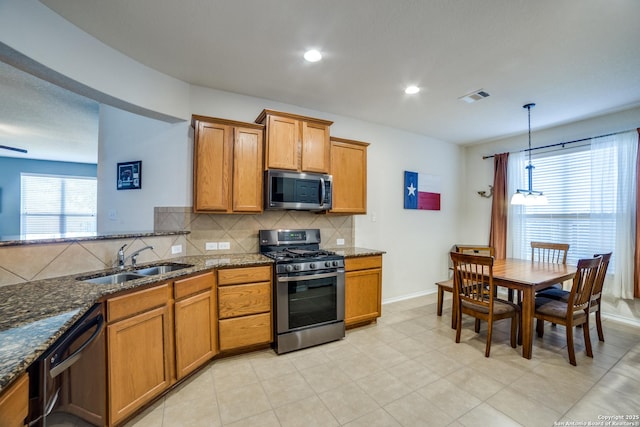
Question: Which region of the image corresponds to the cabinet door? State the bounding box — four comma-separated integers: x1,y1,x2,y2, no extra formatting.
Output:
107,305,172,425
265,115,299,170
301,121,330,173
175,290,217,380
0,374,28,427
330,138,368,214
232,126,263,212
194,121,232,212
345,258,382,327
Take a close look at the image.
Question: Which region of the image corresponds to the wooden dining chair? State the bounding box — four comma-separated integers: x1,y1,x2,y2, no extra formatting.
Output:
436,246,494,329
450,251,519,357
533,256,601,366
537,252,612,342
510,241,570,302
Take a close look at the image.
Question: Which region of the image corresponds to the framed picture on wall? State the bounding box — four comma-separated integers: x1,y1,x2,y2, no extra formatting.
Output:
117,161,142,190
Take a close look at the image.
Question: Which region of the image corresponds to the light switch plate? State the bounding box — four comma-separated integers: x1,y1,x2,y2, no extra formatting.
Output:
205,242,218,250
219,242,231,250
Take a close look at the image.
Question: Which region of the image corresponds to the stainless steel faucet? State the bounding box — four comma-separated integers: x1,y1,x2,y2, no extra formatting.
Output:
117,244,154,269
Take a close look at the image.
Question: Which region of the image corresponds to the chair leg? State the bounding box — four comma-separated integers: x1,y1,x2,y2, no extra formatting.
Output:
451,296,457,329
475,318,481,333
455,311,462,344
510,312,518,348
583,319,593,358
485,319,493,357
437,287,444,316
566,325,576,366
536,318,544,338
596,309,605,342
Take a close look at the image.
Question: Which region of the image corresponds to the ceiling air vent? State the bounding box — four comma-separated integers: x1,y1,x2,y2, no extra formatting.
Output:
458,89,490,103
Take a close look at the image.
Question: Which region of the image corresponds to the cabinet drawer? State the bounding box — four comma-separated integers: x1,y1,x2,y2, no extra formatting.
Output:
219,312,272,350
174,272,214,300
107,283,171,323
345,255,382,272
218,282,271,319
218,266,271,286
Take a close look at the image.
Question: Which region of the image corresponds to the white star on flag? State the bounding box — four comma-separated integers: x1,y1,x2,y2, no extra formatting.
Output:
407,183,416,196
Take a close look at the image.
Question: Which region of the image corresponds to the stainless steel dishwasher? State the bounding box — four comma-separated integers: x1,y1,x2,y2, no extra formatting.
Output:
27,303,106,426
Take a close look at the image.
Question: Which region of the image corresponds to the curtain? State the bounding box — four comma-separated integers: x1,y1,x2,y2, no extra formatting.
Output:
507,151,526,259
635,129,640,298
594,131,637,299
489,153,509,259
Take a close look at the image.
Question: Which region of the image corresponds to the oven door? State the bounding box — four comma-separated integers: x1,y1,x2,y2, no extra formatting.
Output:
275,269,345,334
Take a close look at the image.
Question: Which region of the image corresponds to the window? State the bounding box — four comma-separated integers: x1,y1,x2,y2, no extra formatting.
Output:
20,174,97,238
508,130,637,299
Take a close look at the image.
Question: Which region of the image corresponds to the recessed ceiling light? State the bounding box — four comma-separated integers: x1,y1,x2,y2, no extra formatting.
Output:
303,49,322,62
404,85,420,95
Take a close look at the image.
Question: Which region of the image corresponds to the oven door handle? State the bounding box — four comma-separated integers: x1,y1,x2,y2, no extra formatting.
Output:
277,271,340,282
49,314,104,378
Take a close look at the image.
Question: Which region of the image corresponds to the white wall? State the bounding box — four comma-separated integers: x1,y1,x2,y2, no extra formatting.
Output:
462,106,640,324
97,105,192,232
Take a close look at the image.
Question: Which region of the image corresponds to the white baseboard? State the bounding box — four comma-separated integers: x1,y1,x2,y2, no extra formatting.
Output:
602,312,640,328
382,289,435,305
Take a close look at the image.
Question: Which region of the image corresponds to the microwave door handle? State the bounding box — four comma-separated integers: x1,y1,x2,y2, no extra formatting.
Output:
49,314,104,378
320,177,326,205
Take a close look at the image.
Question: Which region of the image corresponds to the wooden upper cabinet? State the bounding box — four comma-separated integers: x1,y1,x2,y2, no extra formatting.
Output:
256,109,332,173
330,137,369,214
192,116,264,213
232,126,263,212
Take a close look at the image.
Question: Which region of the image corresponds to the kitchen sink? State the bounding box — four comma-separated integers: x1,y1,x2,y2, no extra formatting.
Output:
133,263,193,276
77,263,193,285
79,272,145,285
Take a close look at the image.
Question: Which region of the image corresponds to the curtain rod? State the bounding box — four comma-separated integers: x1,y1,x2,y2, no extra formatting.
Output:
482,129,633,160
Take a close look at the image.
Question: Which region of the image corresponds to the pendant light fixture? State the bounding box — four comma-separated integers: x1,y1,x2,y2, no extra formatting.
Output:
511,103,548,205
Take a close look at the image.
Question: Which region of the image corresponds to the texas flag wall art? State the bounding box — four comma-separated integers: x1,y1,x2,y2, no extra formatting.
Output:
404,170,441,211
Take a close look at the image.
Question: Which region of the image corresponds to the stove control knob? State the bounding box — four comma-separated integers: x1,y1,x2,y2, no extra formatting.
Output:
332,261,339,267
294,264,301,271
309,263,316,269
325,261,332,267
285,265,293,272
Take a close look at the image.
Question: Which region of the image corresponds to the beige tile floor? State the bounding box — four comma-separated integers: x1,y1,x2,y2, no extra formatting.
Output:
125,293,640,426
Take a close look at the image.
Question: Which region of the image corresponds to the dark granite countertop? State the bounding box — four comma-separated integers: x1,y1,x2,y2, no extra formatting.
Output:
0,230,189,247
0,248,384,393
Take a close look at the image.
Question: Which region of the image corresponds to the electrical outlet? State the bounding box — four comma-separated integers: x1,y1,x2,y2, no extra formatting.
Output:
205,242,218,250
171,244,182,254
336,238,345,246
218,241,230,250
108,209,117,220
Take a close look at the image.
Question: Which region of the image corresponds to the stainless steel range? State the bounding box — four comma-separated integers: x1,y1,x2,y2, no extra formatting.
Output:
259,228,345,354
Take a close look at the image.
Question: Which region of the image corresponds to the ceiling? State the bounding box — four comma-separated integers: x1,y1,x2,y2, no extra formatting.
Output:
3,0,640,163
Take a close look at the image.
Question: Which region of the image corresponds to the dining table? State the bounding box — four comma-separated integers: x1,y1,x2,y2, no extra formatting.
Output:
491,258,577,359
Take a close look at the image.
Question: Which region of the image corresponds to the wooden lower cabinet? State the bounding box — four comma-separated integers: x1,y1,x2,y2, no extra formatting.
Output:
106,284,173,426
217,265,272,351
345,255,383,327
174,272,217,380
0,373,28,427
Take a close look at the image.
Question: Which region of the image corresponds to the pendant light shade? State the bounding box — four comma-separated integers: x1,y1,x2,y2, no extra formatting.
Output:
511,103,548,206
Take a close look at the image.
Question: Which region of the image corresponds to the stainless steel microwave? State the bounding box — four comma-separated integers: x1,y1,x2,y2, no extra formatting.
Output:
265,169,332,211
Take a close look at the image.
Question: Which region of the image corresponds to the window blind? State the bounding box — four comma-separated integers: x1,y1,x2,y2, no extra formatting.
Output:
514,145,617,266
20,174,97,238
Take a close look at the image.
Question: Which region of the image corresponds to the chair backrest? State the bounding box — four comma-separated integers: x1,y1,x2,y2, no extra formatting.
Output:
450,251,494,310
567,256,601,313
590,252,612,303
531,241,569,264
455,245,495,257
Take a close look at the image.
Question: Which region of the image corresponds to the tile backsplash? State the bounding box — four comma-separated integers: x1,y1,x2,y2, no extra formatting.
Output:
154,207,354,255
0,207,353,287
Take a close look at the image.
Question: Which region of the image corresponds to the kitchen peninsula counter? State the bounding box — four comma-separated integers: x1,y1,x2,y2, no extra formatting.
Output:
0,253,270,393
